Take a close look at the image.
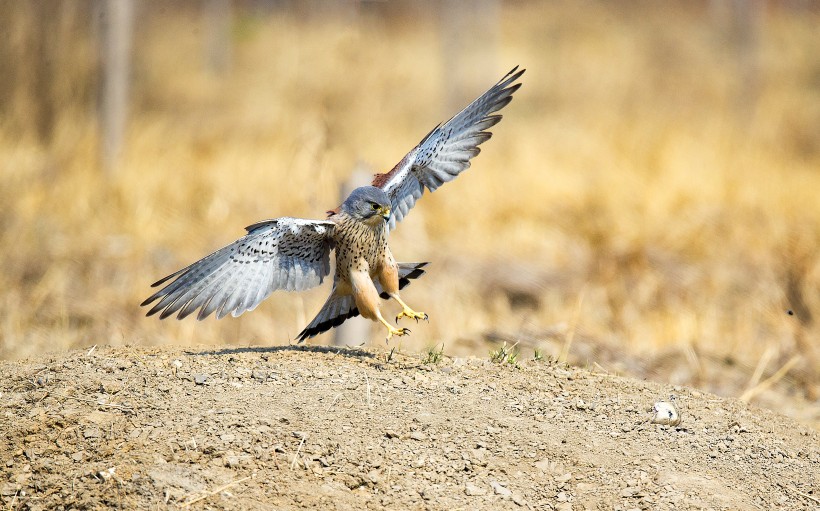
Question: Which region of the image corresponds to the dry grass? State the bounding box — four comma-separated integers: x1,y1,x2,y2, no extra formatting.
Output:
1,2,818,418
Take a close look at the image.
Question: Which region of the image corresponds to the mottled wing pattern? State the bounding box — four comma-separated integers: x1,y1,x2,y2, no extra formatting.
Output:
142,218,335,320
372,66,524,230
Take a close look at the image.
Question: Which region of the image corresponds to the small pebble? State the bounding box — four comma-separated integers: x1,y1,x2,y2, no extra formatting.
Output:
651,401,681,426
464,482,487,496
491,481,512,496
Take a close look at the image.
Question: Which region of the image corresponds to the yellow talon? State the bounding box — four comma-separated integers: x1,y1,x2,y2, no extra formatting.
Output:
396,308,429,323
385,325,411,343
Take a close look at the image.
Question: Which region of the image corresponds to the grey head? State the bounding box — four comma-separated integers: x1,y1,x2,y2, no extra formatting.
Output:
341,186,392,222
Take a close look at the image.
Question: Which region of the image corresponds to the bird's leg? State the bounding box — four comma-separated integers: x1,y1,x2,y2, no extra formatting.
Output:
350,269,409,343
375,310,410,343
390,294,429,323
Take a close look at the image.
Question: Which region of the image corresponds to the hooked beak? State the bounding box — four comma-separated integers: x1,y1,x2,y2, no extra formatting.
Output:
380,206,391,222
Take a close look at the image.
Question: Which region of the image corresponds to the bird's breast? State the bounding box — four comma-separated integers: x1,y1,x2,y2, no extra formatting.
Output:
333,215,389,281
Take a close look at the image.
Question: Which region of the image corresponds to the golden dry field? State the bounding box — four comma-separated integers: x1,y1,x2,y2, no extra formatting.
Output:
1,2,818,422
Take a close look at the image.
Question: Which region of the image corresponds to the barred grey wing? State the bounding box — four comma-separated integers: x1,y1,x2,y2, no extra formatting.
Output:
372,66,524,230
142,218,335,320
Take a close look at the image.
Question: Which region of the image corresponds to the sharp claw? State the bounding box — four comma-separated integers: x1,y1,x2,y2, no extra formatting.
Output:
396,309,428,324
386,325,412,342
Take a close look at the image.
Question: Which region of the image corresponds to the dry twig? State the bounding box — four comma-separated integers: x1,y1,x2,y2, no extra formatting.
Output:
364,372,372,409
178,475,252,508
290,436,306,470
776,482,820,505
559,286,586,363
740,356,801,403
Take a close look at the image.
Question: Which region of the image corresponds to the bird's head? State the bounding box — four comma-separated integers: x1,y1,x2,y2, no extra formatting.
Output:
341,186,392,226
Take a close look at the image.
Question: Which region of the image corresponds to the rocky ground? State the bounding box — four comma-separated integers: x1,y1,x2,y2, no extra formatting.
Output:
1,345,818,510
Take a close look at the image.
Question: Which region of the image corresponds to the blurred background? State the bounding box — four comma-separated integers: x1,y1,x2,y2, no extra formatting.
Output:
1,0,818,425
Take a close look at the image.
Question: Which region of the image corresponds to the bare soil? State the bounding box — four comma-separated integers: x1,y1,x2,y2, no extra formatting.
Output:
1,345,818,510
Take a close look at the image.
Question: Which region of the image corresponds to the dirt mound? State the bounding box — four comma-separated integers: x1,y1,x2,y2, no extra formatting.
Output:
1,346,817,510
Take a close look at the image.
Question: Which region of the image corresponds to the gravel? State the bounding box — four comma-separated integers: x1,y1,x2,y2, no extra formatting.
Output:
0,345,817,510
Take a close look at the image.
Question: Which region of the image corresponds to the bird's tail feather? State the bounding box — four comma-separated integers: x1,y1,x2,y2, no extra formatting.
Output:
296,262,428,342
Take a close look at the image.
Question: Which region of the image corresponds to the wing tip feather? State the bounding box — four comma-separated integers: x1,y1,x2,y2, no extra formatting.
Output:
501,66,526,86
150,271,180,288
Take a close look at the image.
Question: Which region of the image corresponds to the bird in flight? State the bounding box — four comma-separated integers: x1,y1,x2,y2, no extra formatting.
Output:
142,66,524,342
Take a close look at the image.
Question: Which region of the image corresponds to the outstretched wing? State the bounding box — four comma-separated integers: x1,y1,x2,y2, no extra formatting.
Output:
142,218,335,320
372,66,524,230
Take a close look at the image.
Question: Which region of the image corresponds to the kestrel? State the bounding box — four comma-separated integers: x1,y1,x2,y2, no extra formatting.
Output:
142,66,524,342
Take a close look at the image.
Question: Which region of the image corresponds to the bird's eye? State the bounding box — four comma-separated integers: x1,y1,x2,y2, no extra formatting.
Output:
371,203,380,210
